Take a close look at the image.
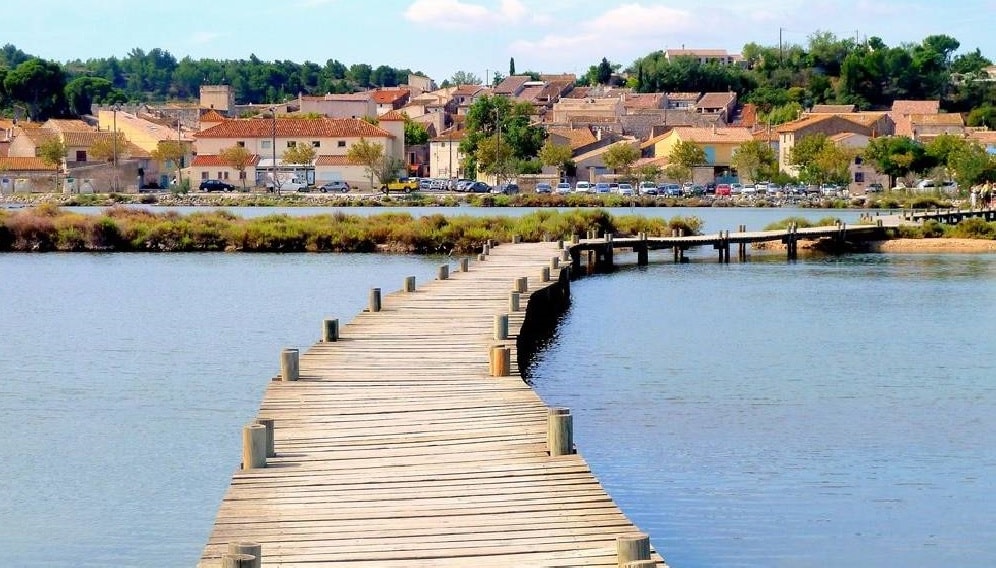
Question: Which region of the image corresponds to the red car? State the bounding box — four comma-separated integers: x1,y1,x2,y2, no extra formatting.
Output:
715,183,732,196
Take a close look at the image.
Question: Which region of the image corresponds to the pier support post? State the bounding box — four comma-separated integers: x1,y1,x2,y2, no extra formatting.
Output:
483,243,491,256
280,348,299,382
637,243,648,266
494,314,509,341
478,253,486,261
404,276,416,293
547,407,573,456
489,346,511,377
571,234,579,245
551,257,560,270
561,249,571,262
241,423,267,471
437,265,449,280
368,288,382,313
557,239,564,250
322,318,339,342
509,291,520,312
617,533,652,566
227,542,262,568
254,418,275,458
459,257,470,272
515,277,528,293
540,266,551,282
222,553,257,568
512,234,522,244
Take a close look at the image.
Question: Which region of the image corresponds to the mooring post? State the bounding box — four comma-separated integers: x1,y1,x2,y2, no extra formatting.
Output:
483,243,490,256
437,265,449,280
322,318,339,342
494,314,509,341
459,257,469,272
241,423,267,471
557,239,565,250
540,266,551,282
280,348,299,382
617,533,652,566
227,542,262,568
515,276,528,293
561,249,570,262
512,234,522,244
489,345,511,377
509,291,520,312
571,233,579,245
222,553,257,568
478,253,486,261
404,276,416,293
547,407,573,456
368,287,381,313
724,230,731,263
637,243,648,266
551,256,560,270
254,418,274,458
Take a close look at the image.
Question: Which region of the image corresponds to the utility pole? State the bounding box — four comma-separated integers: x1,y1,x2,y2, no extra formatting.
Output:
779,27,783,66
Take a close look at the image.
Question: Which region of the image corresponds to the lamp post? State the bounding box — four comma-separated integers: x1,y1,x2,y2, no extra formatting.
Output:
112,104,120,192
494,106,503,188
270,106,278,195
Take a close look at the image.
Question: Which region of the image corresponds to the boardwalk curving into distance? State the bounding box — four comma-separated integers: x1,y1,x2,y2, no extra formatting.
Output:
200,241,665,567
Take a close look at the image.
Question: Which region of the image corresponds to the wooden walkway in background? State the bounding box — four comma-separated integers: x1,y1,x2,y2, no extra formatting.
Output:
199,242,663,567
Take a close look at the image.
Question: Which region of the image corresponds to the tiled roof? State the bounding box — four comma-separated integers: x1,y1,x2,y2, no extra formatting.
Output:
696,92,736,109
378,110,407,122
967,130,996,144
672,126,754,143
192,154,261,167
547,126,597,150
0,157,57,171
810,104,857,113
633,155,669,167
195,117,392,139
199,109,227,123
516,85,546,103
494,75,531,95
829,132,864,143
372,88,410,105
911,113,964,126
62,131,121,148
44,119,93,133
622,93,665,109
891,100,940,115
574,139,637,162
303,92,371,102
666,92,701,102
315,155,360,166
739,103,758,128
454,84,486,96
18,128,56,144
124,141,151,159
775,113,885,133
565,87,591,99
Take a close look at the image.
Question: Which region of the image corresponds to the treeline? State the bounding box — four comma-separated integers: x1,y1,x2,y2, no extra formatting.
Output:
0,43,419,120
622,32,995,125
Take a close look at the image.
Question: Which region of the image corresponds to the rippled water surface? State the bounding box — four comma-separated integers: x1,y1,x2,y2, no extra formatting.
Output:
1,247,994,567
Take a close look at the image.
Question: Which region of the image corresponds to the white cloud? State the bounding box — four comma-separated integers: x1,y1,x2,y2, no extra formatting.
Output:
189,31,224,45
404,0,527,29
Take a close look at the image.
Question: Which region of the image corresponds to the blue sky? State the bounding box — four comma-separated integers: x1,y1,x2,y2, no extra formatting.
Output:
9,0,995,84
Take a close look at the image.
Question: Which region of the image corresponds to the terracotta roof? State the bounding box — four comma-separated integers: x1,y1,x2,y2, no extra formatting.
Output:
568,115,620,124
62,131,121,148
192,154,260,167
622,93,665,110
199,109,227,123
829,132,865,143
372,88,410,105
574,139,638,162
0,156,57,171
666,92,701,102
752,129,777,142
315,155,360,166
195,117,392,139
633,155,669,167
516,85,546,103
453,84,486,96
44,119,93,133
124,141,151,159
431,127,467,142
303,92,371,102
671,126,754,143
739,103,758,128
891,100,940,115
18,128,56,144
775,113,885,133
378,110,407,122
911,113,964,126
494,75,531,95
565,87,591,99
547,126,598,149
967,130,996,144
696,92,736,110
810,104,857,113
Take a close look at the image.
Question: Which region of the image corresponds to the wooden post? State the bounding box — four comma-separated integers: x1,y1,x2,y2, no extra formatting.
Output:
489,345,511,377
437,265,449,280
557,239,564,249
241,423,267,471
404,276,416,292
547,407,573,456
478,253,486,261
322,318,339,342
254,418,274,458
571,233,579,245
637,243,648,266
222,553,257,568
561,249,570,261
623,561,657,567
280,348,299,382
515,276,528,293
368,288,381,313
617,533,651,566
483,243,491,255
459,257,469,272
512,234,522,244
551,256,560,270
605,233,613,243
494,314,509,341
509,291,520,312
227,542,262,568
540,266,550,282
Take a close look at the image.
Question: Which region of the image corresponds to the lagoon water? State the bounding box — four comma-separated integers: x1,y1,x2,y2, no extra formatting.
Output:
1,208,994,567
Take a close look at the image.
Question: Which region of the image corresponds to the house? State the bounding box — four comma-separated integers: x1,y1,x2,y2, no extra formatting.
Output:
406,73,436,95
550,97,624,124
493,75,532,98
43,119,93,135
809,104,858,114
193,116,400,188
643,126,755,180
372,88,411,116
547,126,598,153
967,130,996,154
695,91,737,122
665,49,745,66
910,113,965,141
452,84,488,115
7,127,57,158
428,127,467,180
828,132,889,191
199,109,227,131
189,153,261,187
664,92,701,110
890,100,941,137
573,138,640,182
775,113,893,176
298,92,376,119
200,85,235,114
622,93,666,112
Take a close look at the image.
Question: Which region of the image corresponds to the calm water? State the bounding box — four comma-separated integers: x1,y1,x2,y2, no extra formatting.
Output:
1,242,993,566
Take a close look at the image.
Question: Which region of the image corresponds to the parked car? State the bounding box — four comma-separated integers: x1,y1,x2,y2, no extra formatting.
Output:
594,182,611,193
535,182,552,194
742,184,758,195
429,178,448,191
265,179,307,192
638,181,657,195
199,179,236,192
730,183,743,195
555,182,572,194
575,181,592,193
381,178,418,193
318,180,350,193
715,183,732,196
658,183,681,197
866,183,884,193
466,181,491,193
418,178,433,190
492,182,519,195
617,183,634,196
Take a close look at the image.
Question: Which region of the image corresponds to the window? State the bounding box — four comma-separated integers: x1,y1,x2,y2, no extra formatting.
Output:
239,171,246,179
76,150,87,162
337,141,346,148
854,172,865,182
236,141,245,148
261,140,271,149
312,141,320,148
201,172,209,180
221,171,230,180
854,156,863,165
287,141,296,148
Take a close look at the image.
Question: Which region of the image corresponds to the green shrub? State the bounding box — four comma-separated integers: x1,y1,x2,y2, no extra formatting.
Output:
921,220,946,238
950,218,996,239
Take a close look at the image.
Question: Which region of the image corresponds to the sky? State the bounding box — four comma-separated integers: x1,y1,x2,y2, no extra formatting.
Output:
7,0,995,85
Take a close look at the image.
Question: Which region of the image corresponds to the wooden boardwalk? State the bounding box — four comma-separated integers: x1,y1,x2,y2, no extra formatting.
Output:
200,242,664,567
